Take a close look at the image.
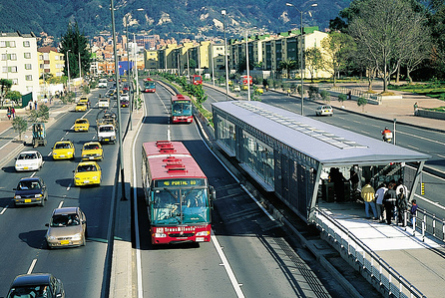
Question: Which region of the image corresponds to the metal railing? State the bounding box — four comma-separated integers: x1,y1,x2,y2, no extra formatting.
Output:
318,85,383,104
412,205,445,243
313,208,426,298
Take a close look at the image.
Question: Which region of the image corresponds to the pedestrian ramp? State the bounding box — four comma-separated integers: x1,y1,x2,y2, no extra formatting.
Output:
315,201,445,298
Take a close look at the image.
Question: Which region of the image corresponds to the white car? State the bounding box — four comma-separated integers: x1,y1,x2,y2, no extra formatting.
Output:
315,105,333,116
15,150,43,172
98,98,110,108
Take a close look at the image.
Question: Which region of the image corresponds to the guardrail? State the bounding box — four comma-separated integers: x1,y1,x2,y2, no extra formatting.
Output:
412,205,445,243
318,85,382,105
313,208,426,298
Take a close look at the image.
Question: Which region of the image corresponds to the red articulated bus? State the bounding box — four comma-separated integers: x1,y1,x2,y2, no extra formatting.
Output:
192,75,202,85
241,75,252,86
141,140,215,245
171,94,193,123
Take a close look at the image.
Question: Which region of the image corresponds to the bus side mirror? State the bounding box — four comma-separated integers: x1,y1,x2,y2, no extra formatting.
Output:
209,186,216,208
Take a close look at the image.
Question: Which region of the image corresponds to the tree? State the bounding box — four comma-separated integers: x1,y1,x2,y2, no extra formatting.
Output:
59,22,91,79
6,91,22,104
348,0,429,91
305,47,323,83
321,32,356,86
278,59,297,79
29,105,50,124
12,116,28,141
0,79,13,106
357,97,367,112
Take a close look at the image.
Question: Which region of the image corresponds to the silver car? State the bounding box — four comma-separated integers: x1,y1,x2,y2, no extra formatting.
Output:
46,207,87,248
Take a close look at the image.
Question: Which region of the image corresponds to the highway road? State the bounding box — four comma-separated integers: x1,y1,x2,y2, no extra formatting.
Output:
202,86,445,219
0,82,130,296
132,83,352,297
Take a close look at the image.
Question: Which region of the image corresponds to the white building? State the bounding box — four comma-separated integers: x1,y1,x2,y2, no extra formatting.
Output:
0,31,39,102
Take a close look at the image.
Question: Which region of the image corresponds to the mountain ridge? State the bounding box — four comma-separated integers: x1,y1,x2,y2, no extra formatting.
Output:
0,0,352,44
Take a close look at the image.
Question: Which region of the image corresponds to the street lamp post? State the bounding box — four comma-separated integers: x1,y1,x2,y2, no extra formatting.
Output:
66,50,71,93
221,9,229,96
78,52,82,79
124,8,143,131
245,30,250,101
133,33,140,101
286,2,317,116
110,0,126,200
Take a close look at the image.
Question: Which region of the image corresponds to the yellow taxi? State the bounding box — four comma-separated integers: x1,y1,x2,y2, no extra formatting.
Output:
81,141,103,161
75,103,88,112
79,97,89,105
255,87,264,95
73,161,101,186
242,85,249,91
121,77,127,82
52,140,75,160
74,118,90,132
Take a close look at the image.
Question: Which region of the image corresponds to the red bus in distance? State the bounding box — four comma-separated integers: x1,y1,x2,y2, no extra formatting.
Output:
192,75,202,85
141,141,215,245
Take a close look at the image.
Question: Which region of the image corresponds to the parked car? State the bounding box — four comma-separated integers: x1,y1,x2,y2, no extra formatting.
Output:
45,207,87,248
4,273,65,298
233,85,241,92
15,150,43,172
13,176,48,207
315,105,333,116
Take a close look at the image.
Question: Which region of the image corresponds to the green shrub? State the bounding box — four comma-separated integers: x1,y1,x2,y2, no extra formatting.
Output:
338,93,347,102
320,90,330,102
308,86,319,100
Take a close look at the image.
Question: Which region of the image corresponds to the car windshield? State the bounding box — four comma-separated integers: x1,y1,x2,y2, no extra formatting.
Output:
76,119,87,124
99,126,113,132
77,103,86,107
77,165,97,172
84,144,100,150
18,180,41,190
18,153,37,160
55,143,71,149
7,285,49,298
152,188,209,225
51,214,80,227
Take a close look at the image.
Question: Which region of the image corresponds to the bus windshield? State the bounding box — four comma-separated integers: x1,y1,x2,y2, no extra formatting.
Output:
151,188,209,225
172,101,192,116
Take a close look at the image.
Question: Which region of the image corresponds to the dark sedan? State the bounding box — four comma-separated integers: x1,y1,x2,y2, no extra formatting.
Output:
5,273,65,298
13,177,48,207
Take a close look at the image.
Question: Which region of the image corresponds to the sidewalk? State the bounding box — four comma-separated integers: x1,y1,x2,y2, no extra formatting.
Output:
321,81,445,132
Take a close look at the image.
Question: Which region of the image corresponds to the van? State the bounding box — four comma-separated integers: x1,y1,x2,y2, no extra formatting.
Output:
99,98,109,108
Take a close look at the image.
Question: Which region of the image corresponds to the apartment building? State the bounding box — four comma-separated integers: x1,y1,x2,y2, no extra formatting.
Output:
38,46,65,79
0,31,39,101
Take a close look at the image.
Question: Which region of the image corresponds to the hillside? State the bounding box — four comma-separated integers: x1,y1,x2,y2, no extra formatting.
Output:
0,0,352,43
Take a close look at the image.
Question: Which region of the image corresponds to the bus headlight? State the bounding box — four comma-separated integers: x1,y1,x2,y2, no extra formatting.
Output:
154,233,167,238
196,231,210,236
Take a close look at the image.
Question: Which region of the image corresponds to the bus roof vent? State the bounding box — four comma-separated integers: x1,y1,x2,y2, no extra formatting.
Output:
156,140,172,148
167,165,187,174
165,162,185,169
176,94,185,99
163,156,182,163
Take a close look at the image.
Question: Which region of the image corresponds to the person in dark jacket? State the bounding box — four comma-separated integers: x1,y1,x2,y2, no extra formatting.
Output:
383,182,397,225
397,187,408,226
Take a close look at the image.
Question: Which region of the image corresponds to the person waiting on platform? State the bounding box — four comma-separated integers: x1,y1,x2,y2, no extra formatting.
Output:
383,182,397,225
361,179,377,219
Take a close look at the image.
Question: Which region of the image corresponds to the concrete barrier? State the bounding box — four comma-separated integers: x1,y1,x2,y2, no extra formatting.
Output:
417,109,445,120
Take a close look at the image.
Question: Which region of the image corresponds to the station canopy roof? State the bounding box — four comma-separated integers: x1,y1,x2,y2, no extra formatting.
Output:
212,101,431,167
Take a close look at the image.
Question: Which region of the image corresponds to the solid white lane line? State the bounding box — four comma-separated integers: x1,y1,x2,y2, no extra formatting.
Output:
27,259,37,274
211,234,245,298
133,103,146,298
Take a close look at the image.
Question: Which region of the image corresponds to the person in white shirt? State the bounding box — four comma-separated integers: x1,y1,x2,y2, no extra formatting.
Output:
375,183,388,223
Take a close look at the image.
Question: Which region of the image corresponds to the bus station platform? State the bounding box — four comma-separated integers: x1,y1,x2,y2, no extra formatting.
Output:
317,201,445,298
